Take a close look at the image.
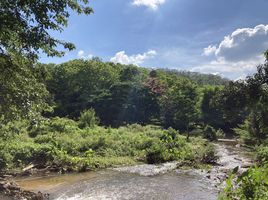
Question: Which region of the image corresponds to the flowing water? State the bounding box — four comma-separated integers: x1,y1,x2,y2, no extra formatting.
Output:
12,141,253,200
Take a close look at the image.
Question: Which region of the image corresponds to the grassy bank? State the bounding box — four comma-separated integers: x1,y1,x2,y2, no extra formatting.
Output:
0,118,217,173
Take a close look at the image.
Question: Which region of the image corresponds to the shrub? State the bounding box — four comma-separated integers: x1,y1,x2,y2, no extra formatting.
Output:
189,128,203,137
256,146,268,164
216,129,225,139
219,165,268,200
0,121,212,172
233,120,256,145
200,143,218,164
29,117,79,137
0,120,28,139
79,108,99,128
163,127,179,140
146,143,166,164
0,148,12,170
49,117,78,133
32,144,56,165
203,125,217,141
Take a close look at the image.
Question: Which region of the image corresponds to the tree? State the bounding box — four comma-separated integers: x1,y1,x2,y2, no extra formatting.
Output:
241,63,268,143
0,1,93,122
201,86,225,129
45,60,119,119
216,82,248,132
0,53,52,122
161,78,199,137
0,0,93,60
233,51,268,143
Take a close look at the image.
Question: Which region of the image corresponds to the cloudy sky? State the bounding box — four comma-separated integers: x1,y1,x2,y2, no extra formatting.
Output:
40,0,268,80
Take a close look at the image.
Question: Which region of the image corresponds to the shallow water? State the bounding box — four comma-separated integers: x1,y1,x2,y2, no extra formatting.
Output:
14,141,252,200
17,170,218,200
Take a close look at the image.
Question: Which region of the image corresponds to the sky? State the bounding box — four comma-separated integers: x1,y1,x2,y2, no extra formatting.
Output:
40,0,268,80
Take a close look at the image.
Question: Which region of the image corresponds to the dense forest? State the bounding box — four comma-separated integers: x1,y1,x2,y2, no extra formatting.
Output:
0,0,268,199
3,57,267,140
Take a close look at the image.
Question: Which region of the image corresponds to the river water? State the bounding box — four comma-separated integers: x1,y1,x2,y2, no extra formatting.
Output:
13,141,252,200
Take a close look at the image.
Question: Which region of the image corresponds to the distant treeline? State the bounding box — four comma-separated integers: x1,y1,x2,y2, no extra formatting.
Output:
159,69,229,86
32,60,238,134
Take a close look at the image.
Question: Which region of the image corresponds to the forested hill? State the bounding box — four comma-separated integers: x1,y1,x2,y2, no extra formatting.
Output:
37,59,233,130
43,59,230,86
160,69,229,86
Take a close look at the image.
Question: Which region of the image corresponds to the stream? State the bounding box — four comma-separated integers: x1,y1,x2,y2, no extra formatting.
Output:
12,140,253,200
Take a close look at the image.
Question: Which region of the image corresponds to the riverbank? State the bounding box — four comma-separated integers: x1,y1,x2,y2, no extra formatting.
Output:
0,122,218,172
0,123,222,199
1,140,253,200
0,177,48,200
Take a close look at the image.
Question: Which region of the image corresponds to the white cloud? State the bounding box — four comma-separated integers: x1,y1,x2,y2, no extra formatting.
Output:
77,50,85,58
132,0,166,10
199,24,268,79
191,58,262,80
77,50,93,60
203,45,217,56
110,50,157,65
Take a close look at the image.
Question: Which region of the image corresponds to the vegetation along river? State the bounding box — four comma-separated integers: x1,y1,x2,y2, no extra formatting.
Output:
14,141,252,200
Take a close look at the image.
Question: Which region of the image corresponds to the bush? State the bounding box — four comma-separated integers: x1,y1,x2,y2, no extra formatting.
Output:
219,165,268,200
78,108,99,128
200,143,218,164
0,120,28,139
189,128,203,137
0,120,212,172
256,146,268,164
0,148,12,170
163,128,179,140
32,145,56,165
29,117,79,137
216,129,225,139
146,143,166,164
203,125,217,141
233,120,257,145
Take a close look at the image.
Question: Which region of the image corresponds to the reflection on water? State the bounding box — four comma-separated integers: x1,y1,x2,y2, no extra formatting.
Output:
15,172,97,193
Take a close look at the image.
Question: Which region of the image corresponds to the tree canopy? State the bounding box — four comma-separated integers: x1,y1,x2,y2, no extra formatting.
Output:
0,0,93,59
0,0,93,122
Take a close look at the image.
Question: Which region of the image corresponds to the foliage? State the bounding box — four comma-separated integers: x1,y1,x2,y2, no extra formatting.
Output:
78,108,99,128
0,0,93,59
203,125,217,141
200,143,218,164
200,86,225,129
0,54,51,122
256,146,268,164
161,78,199,132
219,165,268,200
44,60,217,129
0,0,92,123
146,142,167,164
219,52,268,199
232,62,268,144
160,69,229,86
0,120,211,172
216,129,225,139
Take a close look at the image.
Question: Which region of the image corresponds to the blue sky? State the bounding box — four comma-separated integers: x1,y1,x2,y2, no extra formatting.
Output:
40,0,268,79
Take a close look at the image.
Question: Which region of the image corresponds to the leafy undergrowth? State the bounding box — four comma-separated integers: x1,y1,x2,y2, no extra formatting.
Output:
218,165,268,200
0,118,217,172
219,144,268,200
